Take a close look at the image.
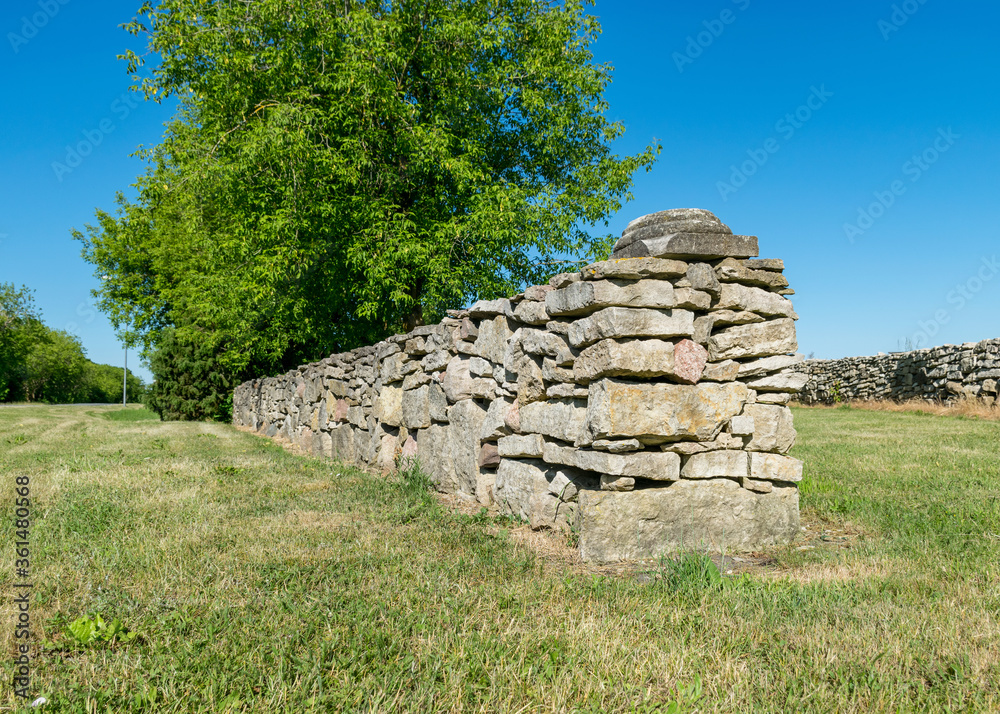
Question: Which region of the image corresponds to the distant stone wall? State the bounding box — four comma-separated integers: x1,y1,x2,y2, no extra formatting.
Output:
234,208,806,563
795,339,1000,405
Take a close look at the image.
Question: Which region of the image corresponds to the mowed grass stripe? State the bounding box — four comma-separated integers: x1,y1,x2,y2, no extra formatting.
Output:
0,404,997,712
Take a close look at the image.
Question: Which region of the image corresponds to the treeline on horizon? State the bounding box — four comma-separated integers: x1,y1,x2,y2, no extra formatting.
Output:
0,283,145,405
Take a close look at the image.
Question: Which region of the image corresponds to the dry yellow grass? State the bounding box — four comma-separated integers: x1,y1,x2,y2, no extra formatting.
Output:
793,396,1000,421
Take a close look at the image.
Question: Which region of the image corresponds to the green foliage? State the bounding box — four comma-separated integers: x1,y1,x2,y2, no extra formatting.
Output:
0,282,146,404
22,328,89,402
0,282,41,400
82,361,147,404
145,327,234,421
64,614,138,648
77,0,659,418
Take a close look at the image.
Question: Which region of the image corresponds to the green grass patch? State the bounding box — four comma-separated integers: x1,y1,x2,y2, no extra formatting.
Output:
91,406,161,422
0,404,997,712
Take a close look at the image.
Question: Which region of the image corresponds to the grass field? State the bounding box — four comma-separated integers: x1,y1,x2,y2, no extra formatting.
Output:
1,404,998,712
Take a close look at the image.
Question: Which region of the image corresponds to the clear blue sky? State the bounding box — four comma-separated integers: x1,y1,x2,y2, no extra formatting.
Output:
1,0,998,383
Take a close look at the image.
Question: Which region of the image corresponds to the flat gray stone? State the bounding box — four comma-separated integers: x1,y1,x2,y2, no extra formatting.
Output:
580,258,688,281
542,359,575,382
708,319,798,361
545,383,589,399
716,258,789,289
574,338,706,384
701,360,740,382
592,438,644,453
750,452,803,483
480,397,513,441
449,399,489,500
468,299,512,318
600,475,635,492
613,233,759,261
686,263,722,296
681,450,748,479
520,328,569,358
741,477,773,494
401,385,433,429
756,393,792,405
659,433,745,454
673,288,712,310
549,273,581,289
587,379,749,442
743,372,809,393
513,300,549,325
737,354,804,379
578,479,800,563
743,404,796,454
519,399,588,445
495,459,587,529
497,433,545,458
515,355,545,405
543,441,681,480
743,258,784,272
707,310,766,327
546,279,676,317
495,459,548,521
442,356,496,403
428,383,449,423
329,425,357,463
402,370,433,390
714,283,797,318
729,415,755,436
523,285,554,301
474,315,512,363
569,308,694,348
373,385,403,427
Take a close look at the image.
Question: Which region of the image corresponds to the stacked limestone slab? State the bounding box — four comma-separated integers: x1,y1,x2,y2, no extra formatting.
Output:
233,208,805,563
795,339,1000,405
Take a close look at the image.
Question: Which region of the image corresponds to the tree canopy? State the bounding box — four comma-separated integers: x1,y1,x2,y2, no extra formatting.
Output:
77,0,659,418
0,283,146,404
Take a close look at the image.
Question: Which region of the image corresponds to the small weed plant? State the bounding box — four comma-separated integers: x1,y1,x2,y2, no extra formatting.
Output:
63,614,138,648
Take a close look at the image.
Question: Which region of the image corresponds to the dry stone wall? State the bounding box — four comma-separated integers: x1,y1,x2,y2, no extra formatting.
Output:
234,208,806,562
795,339,1000,404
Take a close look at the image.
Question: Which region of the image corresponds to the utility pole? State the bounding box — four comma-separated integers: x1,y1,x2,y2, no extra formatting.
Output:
123,344,127,407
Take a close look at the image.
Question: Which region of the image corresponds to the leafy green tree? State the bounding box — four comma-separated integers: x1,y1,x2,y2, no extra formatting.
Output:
22,330,89,403
78,0,658,418
0,283,42,401
82,362,147,404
